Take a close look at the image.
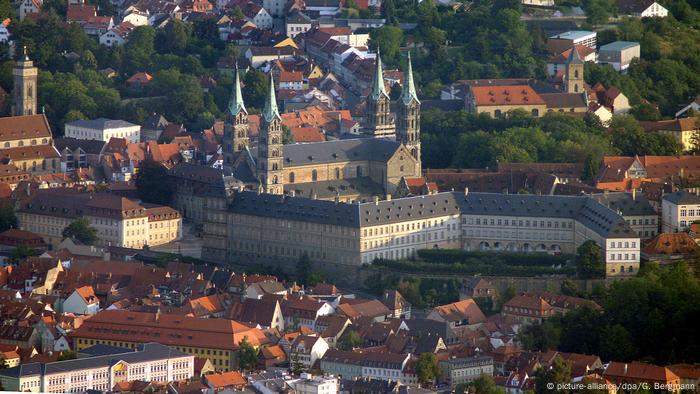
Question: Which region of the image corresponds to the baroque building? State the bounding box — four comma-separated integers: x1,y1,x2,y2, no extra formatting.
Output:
206,190,640,279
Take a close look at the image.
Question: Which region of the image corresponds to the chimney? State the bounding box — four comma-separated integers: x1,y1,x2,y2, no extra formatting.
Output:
632,188,636,200
464,187,469,198
624,363,628,375
312,192,317,200
290,189,296,197
386,194,391,201
374,195,379,205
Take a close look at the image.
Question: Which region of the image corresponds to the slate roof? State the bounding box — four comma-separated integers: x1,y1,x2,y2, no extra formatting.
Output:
229,191,638,238
663,191,700,205
54,137,105,155
283,138,401,167
43,343,189,375
590,192,655,216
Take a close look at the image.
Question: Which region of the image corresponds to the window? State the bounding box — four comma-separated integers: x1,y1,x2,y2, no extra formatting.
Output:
335,167,340,179
356,166,362,177
312,169,318,181
289,172,295,183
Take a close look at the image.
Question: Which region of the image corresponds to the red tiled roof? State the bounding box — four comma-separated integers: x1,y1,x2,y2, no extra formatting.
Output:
471,85,545,106
290,127,325,143
642,232,700,255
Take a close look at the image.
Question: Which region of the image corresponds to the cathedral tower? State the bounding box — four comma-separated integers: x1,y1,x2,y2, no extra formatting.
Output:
223,65,249,173
257,73,284,195
363,51,395,138
396,52,421,173
564,46,584,94
12,47,38,116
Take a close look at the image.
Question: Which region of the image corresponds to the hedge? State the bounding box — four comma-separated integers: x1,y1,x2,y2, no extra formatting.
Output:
416,249,571,266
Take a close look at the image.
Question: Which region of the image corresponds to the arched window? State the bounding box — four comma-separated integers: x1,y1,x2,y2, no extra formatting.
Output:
18,141,24,147
272,163,278,170
628,265,634,273
574,84,579,93
273,175,278,184
312,169,318,181
335,168,340,179
28,86,32,98
289,172,295,183
531,109,539,117
494,110,502,118
3,142,8,148
574,69,579,78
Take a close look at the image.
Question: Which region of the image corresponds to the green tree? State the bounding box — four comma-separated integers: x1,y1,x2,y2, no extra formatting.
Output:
296,252,311,285
0,205,18,232
581,154,599,181
57,351,77,361
534,356,572,394
599,324,636,361
154,19,190,55
0,0,11,20
9,245,41,264
469,375,506,394
135,161,174,205
243,68,268,110
368,25,404,65
237,336,258,371
123,26,156,74
415,353,440,387
576,240,605,279
291,354,303,374
282,125,295,144
62,218,98,245
338,330,363,350
518,320,561,351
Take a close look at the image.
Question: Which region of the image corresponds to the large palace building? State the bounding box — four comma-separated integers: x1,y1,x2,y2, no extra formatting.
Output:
203,189,640,278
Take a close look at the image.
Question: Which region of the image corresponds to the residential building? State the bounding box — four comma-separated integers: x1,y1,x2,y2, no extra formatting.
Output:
286,11,312,37
122,9,149,26
521,0,554,6
17,190,181,248
282,296,334,330
502,294,554,325
598,41,640,72
54,137,105,172
62,285,100,315
0,343,193,392
461,278,498,303
211,190,640,278
263,0,285,16
603,362,680,389
439,356,494,389
145,204,182,246
639,118,699,152
18,0,42,20
616,0,668,17
427,299,486,344
291,374,339,394
547,30,596,53
381,290,411,319
641,232,700,265
590,191,658,239
71,310,267,371
662,191,700,232
320,350,411,384
65,118,141,143
675,96,700,118
99,22,136,46
290,335,329,370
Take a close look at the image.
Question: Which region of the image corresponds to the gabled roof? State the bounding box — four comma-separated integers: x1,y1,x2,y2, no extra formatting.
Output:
471,85,545,106
604,361,679,383
0,114,52,142
642,232,700,256
431,299,486,324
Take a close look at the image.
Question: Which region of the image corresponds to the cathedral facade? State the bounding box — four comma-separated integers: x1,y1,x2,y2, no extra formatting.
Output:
222,52,423,202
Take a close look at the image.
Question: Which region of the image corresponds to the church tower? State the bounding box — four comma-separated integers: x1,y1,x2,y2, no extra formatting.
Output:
396,52,421,173
12,47,38,116
223,65,249,173
564,46,584,94
364,51,395,138
257,73,284,195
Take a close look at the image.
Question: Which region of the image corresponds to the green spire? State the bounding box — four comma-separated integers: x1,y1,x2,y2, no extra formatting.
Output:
263,73,280,123
370,50,389,101
228,65,247,116
401,52,420,105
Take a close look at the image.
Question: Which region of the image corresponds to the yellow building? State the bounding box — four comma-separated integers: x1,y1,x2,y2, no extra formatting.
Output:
71,310,268,371
17,190,182,249
466,85,548,118
640,118,699,152
145,204,182,246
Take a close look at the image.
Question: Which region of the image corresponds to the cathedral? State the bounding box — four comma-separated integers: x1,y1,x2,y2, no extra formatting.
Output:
222,51,423,202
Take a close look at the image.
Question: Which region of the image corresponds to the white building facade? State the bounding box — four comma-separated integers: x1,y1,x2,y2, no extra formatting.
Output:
65,118,141,143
